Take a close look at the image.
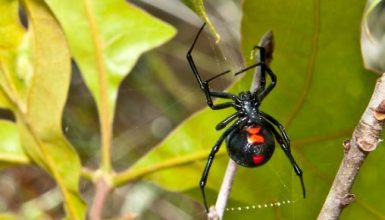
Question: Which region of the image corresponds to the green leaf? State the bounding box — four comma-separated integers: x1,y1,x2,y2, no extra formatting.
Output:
0,0,29,110
0,0,86,219
20,0,86,218
181,0,220,42
118,0,383,219
45,0,176,124
0,120,29,166
0,213,18,220
0,0,24,51
240,1,381,218
0,90,10,109
45,0,176,171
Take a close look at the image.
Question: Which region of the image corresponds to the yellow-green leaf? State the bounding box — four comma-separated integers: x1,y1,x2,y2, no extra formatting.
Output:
45,0,176,124
0,0,29,109
19,0,86,218
0,213,18,220
0,120,29,166
45,0,176,171
0,0,86,219
0,0,24,51
0,90,11,108
182,0,220,41
119,1,380,219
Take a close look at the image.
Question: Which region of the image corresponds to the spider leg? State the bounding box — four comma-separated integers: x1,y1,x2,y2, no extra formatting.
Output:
233,46,268,81
205,72,238,110
233,62,263,76
236,46,276,102
232,47,271,99
186,23,206,87
205,69,239,102
215,112,240,130
260,112,290,145
186,24,237,110
233,58,275,103
199,118,246,212
260,113,306,198
257,65,276,102
210,91,237,100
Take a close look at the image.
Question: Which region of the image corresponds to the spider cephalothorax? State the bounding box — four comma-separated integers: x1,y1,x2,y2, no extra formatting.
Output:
187,23,305,212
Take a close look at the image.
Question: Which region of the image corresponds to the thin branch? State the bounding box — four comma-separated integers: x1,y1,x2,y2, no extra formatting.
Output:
208,160,238,220
207,31,274,220
89,178,112,220
318,73,385,220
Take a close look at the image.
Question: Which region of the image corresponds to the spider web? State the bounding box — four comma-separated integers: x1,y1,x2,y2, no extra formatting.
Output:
62,13,302,220
201,16,302,218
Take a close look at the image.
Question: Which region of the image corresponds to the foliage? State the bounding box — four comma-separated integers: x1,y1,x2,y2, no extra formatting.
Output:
0,0,384,219
0,0,174,219
128,0,383,219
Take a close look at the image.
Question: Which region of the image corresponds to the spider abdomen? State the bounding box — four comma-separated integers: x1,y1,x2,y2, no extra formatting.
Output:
226,123,275,167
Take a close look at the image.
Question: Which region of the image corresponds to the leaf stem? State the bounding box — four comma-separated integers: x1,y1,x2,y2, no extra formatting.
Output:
113,150,225,187
81,167,96,181
83,0,112,172
317,73,385,219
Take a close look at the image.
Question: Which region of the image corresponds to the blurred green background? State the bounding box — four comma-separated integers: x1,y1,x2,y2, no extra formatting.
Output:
1,0,385,219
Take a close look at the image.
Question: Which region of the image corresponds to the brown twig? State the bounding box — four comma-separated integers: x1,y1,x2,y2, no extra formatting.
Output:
89,177,112,220
207,31,274,220
318,73,385,220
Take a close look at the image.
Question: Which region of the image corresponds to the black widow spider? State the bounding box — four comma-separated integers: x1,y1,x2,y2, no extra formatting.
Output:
186,23,306,212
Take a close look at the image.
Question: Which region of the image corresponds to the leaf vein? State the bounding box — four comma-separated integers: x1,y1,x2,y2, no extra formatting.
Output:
284,0,321,128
